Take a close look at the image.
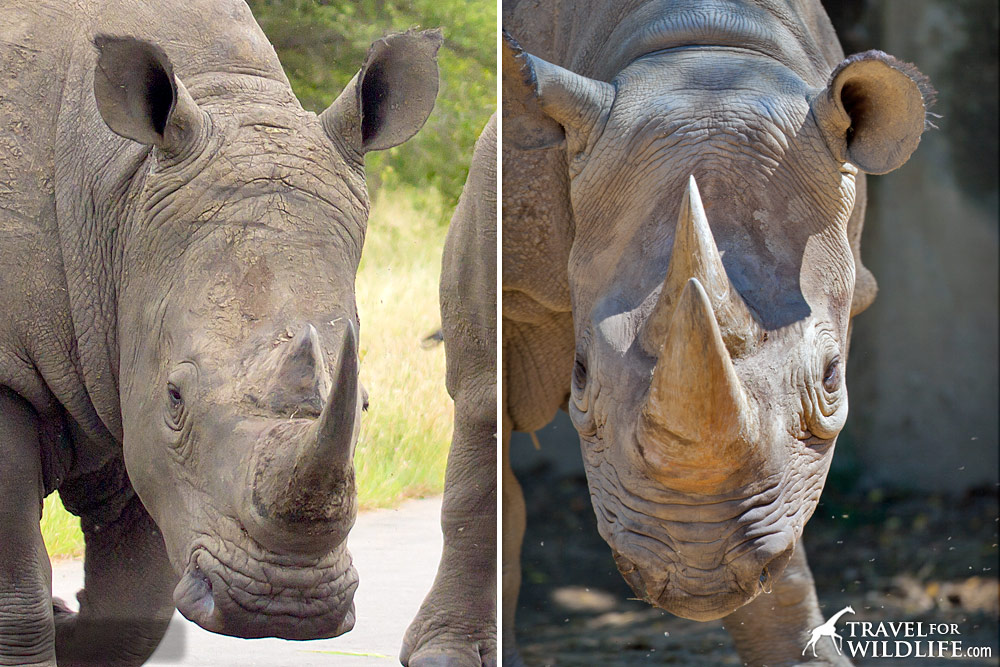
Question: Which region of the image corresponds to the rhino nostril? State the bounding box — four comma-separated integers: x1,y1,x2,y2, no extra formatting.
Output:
753,539,796,596
612,551,636,575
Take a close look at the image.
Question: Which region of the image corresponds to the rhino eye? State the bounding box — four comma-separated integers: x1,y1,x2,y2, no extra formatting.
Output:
165,382,185,430
570,350,593,419
573,352,587,394
822,356,841,393
569,351,598,436
573,356,587,392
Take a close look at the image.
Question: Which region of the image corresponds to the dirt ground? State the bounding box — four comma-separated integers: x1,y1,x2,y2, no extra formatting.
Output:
514,462,999,666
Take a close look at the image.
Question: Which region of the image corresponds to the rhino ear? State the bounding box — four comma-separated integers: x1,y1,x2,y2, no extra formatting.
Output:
502,29,614,160
93,35,206,154
813,50,936,175
321,29,442,155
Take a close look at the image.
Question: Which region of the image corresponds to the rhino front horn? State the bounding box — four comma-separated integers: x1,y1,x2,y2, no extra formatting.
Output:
244,322,360,552
312,321,360,470
275,323,360,502
639,278,754,455
639,175,760,358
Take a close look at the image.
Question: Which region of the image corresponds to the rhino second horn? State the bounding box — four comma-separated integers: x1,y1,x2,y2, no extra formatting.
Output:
261,324,332,414
640,278,752,450
639,175,760,358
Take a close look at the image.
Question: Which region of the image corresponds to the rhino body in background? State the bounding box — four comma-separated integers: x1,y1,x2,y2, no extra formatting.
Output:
502,0,932,664
402,115,498,666
0,1,439,664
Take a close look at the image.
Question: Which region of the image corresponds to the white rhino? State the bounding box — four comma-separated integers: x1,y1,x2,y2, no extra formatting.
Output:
1,1,440,664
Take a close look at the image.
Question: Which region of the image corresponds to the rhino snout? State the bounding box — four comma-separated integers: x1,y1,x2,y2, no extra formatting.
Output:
173,542,359,640
235,322,362,555
612,530,796,621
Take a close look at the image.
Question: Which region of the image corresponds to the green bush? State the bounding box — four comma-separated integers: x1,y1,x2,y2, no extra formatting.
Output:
247,0,496,219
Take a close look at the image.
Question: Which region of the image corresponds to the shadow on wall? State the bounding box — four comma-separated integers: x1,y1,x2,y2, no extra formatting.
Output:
828,0,999,493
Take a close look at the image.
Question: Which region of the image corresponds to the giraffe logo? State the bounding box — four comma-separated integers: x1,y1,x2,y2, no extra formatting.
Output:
803,606,856,657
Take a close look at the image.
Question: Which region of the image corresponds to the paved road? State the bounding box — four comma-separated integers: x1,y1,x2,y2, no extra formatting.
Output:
52,497,443,667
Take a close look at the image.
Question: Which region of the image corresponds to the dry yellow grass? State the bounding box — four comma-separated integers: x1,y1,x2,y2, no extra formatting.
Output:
354,186,453,509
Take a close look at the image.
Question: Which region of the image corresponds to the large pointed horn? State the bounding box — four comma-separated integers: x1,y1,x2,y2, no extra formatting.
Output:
243,322,360,550
639,176,760,358
310,321,360,470
264,321,359,517
640,278,752,449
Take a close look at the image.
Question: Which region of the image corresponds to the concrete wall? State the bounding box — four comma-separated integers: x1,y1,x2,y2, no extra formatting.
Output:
511,1,999,493
829,0,998,491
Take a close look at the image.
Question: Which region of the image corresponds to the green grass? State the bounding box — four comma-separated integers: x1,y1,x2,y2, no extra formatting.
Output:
41,187,453,557
41,493,86,559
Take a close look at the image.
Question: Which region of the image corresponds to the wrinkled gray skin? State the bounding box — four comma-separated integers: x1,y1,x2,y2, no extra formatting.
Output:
401,116,497,666
502,1,933,665
0,2,440,665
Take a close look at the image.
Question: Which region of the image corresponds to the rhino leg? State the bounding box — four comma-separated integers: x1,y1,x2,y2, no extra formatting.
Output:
723,539,851,666
401,116,497,667
400,385,497,666
501,402,528,667
0,388,56,667
53,492,175,667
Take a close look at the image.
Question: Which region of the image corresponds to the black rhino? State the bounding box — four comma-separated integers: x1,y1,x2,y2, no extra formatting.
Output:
502,0,934,664
0,1,440,664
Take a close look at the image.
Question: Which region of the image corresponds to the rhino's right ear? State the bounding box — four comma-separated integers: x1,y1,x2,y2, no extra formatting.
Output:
812,50,936,175
502,29,614,160
321,29,442,156
93,35,206,155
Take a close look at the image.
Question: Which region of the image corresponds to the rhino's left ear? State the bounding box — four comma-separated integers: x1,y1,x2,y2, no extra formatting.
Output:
812,50,936,175
93,35,207,156
503,29,614,162
321,29,442,155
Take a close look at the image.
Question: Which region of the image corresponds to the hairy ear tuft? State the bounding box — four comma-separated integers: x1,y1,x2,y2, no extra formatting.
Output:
813,50,936,175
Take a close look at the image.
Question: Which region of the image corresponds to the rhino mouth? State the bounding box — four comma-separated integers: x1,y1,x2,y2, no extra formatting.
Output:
174,539,358,639
611,533,795,621
586,461,809,621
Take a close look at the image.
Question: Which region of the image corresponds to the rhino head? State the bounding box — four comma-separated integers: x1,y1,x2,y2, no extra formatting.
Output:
507,37,933,620
91,31,441,638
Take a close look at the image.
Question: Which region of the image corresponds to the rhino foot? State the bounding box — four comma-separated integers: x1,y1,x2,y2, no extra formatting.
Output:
53,594,170,667
400,613,496,667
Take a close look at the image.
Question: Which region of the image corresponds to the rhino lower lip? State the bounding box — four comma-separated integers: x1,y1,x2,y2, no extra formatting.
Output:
335,604,357,634
174,562,222,632
174,544,359,639
611,548,779,620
